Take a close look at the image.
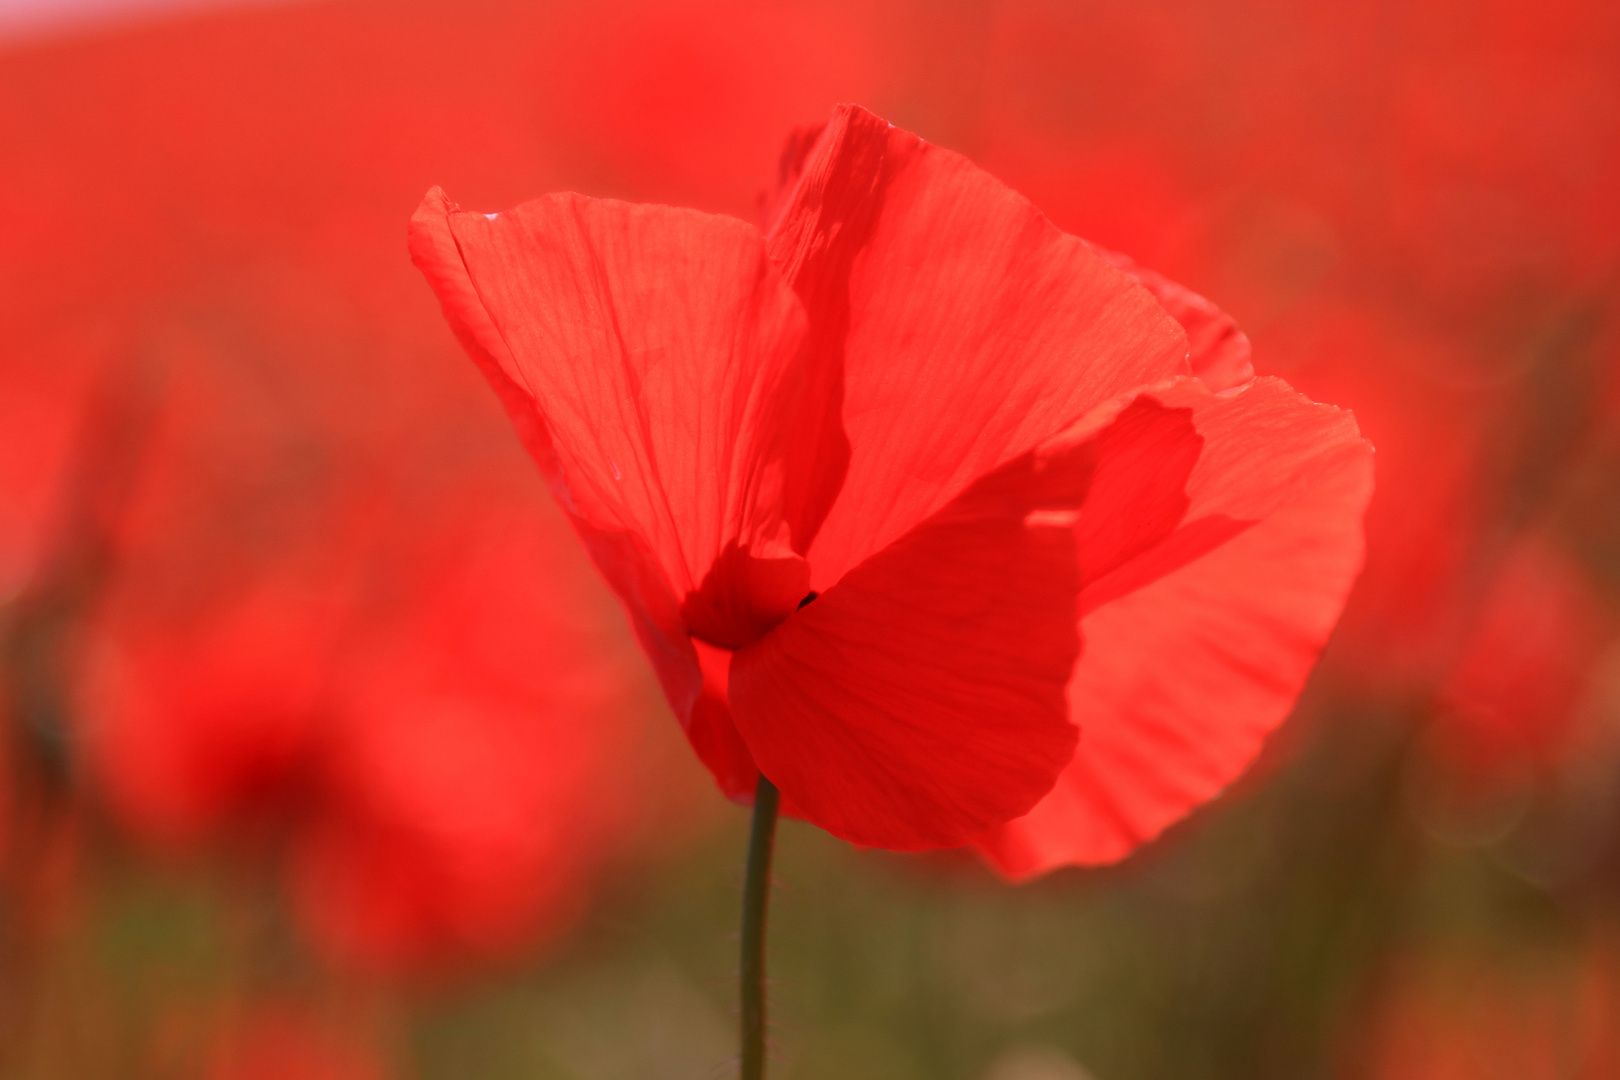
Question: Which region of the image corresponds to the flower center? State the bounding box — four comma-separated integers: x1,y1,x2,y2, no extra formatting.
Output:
679,541,812,649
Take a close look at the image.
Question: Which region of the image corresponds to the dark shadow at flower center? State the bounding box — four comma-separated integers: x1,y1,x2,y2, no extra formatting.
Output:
680,541,811,650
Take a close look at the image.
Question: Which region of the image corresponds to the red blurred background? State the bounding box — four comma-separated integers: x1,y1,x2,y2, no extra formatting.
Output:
2,0,1618,1077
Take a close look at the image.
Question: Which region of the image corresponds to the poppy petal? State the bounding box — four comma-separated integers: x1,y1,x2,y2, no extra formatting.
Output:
414,189,815,592
686,639,760,801
1090,246,1255,393
411,189,828,788
765,105,1192,586
1066,394,1256,614
411,190,696,720
723,407,1187,849
973,376,1373,876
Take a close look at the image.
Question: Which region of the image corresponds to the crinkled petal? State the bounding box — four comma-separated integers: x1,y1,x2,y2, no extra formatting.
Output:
414,188,815,593
974,376,1373,877
1091,246,1255,392
765,104,1192,588
410,188,828,788
411,191,695,718
726,403,1209,849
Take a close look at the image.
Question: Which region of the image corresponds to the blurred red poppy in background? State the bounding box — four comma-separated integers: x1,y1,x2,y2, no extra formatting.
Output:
1354,938,1620,1080
0,0,712,985
1437,537,1613,785
77,469,650,971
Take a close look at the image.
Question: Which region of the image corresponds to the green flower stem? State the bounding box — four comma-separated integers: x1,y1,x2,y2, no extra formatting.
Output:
740,773,781,1080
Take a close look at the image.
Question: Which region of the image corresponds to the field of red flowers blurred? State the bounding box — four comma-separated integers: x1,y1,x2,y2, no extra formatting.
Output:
2,0,1617,1077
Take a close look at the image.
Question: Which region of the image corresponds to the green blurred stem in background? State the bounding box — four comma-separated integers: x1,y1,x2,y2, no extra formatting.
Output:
741,774,781,1080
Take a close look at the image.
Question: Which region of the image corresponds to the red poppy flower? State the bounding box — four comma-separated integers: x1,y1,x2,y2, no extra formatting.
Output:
8,0,725,976
287,494,649,971
81,580,340,844
1354,940,1620,1080
1437,535,1613,781
412,102,1373,866
77,481,659,970
70,316,674,970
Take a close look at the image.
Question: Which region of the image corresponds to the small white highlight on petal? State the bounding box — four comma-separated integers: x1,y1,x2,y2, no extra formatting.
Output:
484,212,500,221
610,460,622,481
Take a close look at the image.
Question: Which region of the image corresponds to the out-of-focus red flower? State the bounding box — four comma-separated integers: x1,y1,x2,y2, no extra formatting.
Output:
81,581,341,844
0,0,720,977
412,102,1374,869
1436,536,1614,781
78,473,649,972
1353,940,1620,1080
207,1004,387,1080
288,495,643,971
71,310,368,846
61,280,667,973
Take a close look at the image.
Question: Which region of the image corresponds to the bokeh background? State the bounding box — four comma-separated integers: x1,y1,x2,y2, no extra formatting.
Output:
3,0,1620,1077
